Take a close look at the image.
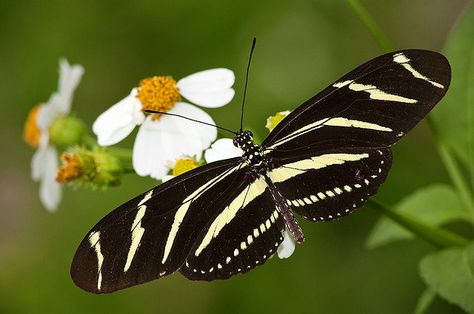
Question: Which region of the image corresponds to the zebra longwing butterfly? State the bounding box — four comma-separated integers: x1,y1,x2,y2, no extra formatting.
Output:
71,49,450,293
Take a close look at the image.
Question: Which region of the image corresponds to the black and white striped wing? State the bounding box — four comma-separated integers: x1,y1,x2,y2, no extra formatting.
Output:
263,50,450,152
268,147,392,221
180,178,285,280
71,158,248,293
263,50,450,221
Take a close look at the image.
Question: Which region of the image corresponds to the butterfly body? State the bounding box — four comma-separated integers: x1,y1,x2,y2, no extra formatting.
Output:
71,49,451,293
234,130,306,242
234,130,267,170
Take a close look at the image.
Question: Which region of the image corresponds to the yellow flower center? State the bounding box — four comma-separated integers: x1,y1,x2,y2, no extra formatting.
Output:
56,152,83,183
172,159,198,177
137,76,181,120
23,105,42,148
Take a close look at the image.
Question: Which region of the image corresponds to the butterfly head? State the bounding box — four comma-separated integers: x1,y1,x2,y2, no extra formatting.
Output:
233,130,254,149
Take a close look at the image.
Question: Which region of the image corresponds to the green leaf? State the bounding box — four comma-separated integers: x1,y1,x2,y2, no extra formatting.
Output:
367,184,469,249
414,288,436,314
431,3,474,174
419,242,474,314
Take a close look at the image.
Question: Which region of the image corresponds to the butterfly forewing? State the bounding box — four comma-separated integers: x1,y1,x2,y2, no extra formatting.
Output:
71,158,247,293
263,50,450,152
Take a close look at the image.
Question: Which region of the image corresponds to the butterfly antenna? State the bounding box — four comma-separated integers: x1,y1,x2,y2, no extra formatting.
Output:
144,110,238,135
240,37,257,132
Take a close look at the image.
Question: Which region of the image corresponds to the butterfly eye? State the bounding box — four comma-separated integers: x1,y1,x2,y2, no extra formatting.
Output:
233,138,239,147
245,130,253,139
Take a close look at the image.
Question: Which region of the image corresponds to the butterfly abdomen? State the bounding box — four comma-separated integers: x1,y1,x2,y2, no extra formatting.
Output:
264,174,305,243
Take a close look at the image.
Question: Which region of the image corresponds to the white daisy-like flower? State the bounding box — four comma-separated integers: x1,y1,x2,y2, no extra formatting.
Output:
93,69,235,180
204,138,296,258
23,59,84,211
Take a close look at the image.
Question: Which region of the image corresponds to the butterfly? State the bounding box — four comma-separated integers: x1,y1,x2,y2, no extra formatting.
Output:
71,49,450,293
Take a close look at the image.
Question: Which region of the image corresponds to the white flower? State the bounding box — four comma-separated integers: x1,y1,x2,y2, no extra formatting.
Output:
276,228,296,258
93,69,235,180
204,138,243,163
24,59,84,211
204,138,296,258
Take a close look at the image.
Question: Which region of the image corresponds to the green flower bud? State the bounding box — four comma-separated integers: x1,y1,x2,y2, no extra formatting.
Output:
49,116,86,149
91,149,123,187
57,147,123,189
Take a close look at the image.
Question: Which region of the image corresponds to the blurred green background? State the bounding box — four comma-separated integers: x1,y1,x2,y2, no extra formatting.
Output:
0,0,470,313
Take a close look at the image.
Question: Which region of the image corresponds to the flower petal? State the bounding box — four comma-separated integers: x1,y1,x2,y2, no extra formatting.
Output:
205,138,242,163
179,88,235,108
170,102,217,150
36,101,59,130
178,68,235,92
133,103,217,180
37,144,61,211
178,68,235,108
93,89,145,146
31,134,50,181
277,230,296,259
55,59,84,115
132,118,169,179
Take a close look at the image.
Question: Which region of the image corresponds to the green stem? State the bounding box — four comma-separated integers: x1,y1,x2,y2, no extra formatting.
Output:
83,134,98,149
107,147,133,161
346,0,393,52
122,164,136,174
368,199,469,249
426,117,474,215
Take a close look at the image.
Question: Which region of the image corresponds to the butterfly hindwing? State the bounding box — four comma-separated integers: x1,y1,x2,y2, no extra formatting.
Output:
268,147,392,222
71,158,247,293
180,178,285,280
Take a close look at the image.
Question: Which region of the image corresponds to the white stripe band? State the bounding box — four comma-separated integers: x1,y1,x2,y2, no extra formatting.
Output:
194,177,268,257
268,116,391,151
161,165,241,264
88,231,104,291
269,153,369,183
393,53,444,88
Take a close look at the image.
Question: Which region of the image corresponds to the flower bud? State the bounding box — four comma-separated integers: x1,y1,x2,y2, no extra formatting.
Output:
49,116,86,149
57,147,123,189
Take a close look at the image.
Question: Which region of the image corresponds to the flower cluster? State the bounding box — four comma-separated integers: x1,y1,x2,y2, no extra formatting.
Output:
23,58,295,259
93,69,235,180
23,60,84,211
